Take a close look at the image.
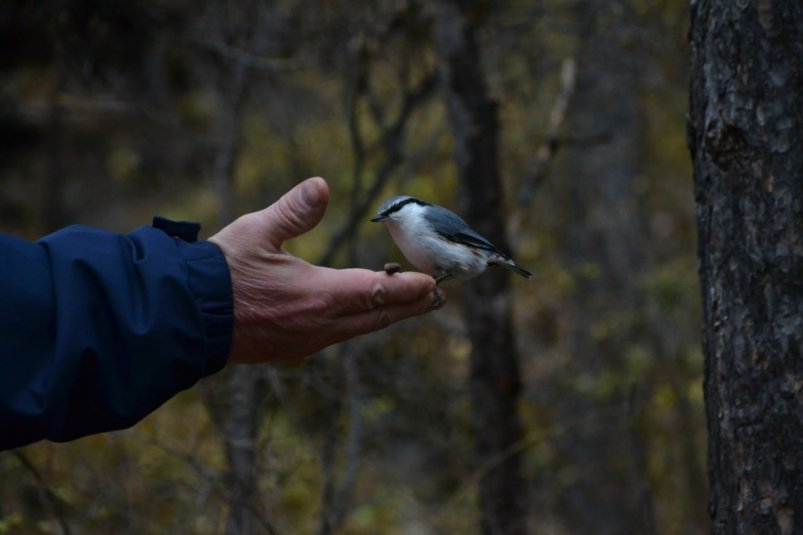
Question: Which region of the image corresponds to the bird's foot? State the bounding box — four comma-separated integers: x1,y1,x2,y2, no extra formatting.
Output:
432,287,442,308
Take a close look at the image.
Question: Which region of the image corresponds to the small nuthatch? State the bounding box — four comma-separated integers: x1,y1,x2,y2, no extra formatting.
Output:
371,196,532,284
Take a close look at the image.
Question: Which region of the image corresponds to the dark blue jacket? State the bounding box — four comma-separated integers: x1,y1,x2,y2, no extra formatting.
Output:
0,218,232,450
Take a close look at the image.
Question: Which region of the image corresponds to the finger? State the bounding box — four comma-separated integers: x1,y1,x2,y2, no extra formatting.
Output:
335,288,445,339
252,177,330,250
321,269,438,315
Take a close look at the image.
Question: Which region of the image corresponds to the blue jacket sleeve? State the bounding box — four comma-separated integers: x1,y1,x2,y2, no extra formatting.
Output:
0,220,233,450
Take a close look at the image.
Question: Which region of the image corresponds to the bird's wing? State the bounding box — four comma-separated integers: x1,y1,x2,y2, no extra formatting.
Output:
451,229,502,254
427,206,505,256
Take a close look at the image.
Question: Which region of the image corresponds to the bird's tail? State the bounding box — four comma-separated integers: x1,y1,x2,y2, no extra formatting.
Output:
494,259,533,279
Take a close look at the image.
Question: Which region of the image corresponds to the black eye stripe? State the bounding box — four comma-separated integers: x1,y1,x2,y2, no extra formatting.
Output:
383,197,431,216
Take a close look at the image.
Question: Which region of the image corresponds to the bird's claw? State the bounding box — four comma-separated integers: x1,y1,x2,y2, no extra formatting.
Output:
435,273,450,285
432,287,442,308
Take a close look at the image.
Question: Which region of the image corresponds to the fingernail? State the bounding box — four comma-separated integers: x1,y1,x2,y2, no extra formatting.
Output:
300,182,319,208
301,179,322,208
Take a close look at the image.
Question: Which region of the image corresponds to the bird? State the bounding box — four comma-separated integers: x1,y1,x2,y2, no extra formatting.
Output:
370,195,532,284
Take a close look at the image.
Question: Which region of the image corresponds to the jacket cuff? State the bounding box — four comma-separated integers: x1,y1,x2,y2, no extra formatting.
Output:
153,217,233,375
178,240,233,376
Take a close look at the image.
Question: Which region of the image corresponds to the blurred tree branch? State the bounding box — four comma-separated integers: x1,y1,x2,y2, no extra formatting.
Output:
318,69,437,267
191,38,312,72
509,56,577,242
128,431,279,535
317,346,365,535
11,450,72,535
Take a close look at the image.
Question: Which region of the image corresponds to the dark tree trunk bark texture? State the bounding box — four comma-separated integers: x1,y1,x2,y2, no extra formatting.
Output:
689,3,803,534
436,3,527,534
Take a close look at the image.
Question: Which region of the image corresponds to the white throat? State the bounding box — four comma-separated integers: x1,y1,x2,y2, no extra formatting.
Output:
384,204,440,275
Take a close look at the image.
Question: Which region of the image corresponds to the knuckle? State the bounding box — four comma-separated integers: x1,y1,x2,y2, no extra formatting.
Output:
276,204,306,232
370,282,387,308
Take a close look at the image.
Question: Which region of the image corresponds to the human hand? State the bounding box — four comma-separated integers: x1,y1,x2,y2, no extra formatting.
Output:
209,177,445,364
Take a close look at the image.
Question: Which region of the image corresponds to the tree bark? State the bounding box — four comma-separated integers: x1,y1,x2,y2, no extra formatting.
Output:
435,3,527,534
689,3,803,534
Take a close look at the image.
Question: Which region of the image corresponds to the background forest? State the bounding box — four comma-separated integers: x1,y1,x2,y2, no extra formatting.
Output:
0,1,701,534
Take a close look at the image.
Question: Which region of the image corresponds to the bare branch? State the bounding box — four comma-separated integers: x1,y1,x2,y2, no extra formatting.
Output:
315,345,366,535
128,432,279,535
508,57,577,241
427,405,625,530
318,71,438,267
12,450,72,535
329,351,365,530
189,38,312,72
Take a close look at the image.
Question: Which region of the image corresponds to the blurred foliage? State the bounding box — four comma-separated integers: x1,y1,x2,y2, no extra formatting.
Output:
0,0,704,533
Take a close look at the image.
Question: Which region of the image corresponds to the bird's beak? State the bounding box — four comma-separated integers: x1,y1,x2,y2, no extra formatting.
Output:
370,215,387,223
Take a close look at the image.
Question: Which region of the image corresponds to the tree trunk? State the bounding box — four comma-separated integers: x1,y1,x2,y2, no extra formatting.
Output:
689,3,803,534
435,4,527,534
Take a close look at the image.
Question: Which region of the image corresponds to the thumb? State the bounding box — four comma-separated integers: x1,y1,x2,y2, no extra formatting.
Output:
258,177,329,250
